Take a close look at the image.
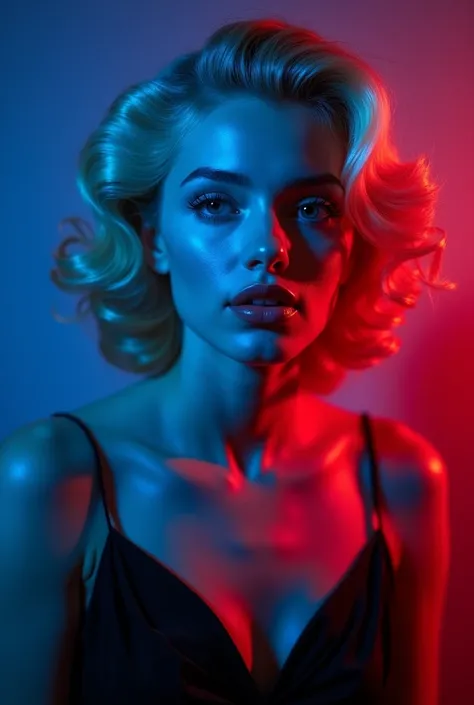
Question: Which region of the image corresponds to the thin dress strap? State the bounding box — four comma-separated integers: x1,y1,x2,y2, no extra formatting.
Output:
360,412,394,686
360,412,384,534
51,412,113,533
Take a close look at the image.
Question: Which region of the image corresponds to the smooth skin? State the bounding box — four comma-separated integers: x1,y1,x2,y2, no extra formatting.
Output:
0,95,449,704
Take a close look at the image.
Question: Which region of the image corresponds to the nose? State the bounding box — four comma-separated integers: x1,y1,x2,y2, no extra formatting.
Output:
243,212,290,274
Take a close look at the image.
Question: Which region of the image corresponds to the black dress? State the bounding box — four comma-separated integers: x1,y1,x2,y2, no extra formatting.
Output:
52,411,394,704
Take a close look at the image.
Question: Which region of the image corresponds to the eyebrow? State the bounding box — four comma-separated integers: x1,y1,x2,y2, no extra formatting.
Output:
180,166,345,193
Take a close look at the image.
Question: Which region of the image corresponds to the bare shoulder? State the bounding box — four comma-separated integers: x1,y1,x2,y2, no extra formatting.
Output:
366,419,449,705
0,416,99,704
370,415,449,523
327,404,448,520
0,414,98,557
0,413,97,493
368,414,449,565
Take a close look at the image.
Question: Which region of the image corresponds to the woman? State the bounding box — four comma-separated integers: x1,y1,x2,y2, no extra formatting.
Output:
0,17,452,705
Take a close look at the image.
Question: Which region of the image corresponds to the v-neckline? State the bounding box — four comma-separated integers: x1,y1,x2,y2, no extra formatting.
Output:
109,525,382,699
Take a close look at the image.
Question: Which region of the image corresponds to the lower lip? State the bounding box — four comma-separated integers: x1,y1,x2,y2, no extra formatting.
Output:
229,305,298,324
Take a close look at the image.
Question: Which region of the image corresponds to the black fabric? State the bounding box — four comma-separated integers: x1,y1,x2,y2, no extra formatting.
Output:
52,411,394,705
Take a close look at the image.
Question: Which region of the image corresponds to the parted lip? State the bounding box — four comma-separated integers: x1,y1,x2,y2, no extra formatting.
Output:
229,283,298,308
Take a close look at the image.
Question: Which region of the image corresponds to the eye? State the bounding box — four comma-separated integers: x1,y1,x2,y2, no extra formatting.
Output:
187,192,341,224
294,198,341,223
187,192,238,220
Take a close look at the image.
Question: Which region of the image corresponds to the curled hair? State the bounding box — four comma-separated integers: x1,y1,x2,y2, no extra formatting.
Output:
51,18,455,394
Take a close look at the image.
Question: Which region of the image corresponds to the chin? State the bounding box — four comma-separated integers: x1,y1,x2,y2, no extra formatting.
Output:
226,333,307,366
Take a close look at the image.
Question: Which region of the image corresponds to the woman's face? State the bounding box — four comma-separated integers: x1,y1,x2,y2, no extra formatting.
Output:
147,94,353,367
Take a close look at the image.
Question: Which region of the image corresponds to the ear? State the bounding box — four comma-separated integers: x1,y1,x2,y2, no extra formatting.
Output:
141,224,170,275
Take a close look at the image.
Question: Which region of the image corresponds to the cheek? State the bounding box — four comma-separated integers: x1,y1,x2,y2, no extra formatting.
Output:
309,242,346,288
164,231,227,310
303,248,346,319
167,229,212,274
292,221,348,278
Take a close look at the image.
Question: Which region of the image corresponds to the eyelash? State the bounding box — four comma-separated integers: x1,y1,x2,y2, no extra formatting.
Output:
186,191,341,224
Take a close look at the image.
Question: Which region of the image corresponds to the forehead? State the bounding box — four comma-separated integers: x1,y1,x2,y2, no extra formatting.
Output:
167,95,345,190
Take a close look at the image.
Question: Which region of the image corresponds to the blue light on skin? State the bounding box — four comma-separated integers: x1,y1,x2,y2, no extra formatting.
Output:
140,94,353,479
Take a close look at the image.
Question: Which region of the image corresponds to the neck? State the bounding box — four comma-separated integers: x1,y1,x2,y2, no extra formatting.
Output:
155,333,312,477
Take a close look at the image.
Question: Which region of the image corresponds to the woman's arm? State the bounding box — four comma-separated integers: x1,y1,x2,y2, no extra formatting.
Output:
376,418,450,705
0,418,95,705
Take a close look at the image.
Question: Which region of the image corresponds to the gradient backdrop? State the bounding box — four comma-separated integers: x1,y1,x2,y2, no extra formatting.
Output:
1,0,473,701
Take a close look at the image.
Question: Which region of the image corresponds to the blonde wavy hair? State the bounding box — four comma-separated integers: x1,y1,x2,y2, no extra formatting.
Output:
51,18,455,395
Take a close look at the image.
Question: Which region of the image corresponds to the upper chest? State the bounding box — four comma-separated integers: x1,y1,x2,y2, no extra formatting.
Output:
84,412,373,571
79,414,397,681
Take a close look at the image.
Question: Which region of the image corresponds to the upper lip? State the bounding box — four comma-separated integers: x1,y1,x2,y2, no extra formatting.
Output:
229,283,297,308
